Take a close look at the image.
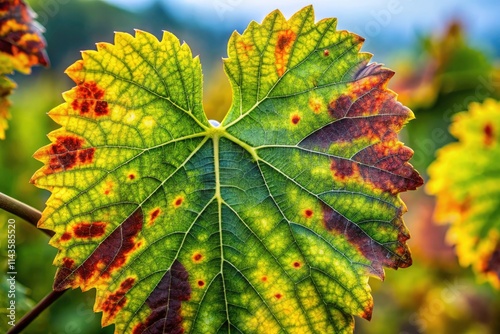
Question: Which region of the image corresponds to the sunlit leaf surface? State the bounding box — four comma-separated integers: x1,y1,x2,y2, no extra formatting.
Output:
31,6,422,333
428,98,500,288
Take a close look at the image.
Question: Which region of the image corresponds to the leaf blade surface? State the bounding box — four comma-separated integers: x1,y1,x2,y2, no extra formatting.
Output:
32,6,423,333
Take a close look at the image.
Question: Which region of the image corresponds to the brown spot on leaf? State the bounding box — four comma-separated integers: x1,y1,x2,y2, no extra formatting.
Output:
149,208,161,226
197,280,205,287
54,209,143,290
275,29,296,76
261,276,268,282
321,203,411,278
71,81,109,117
300,115,404,150
300,66,412,150
73,222,107,239
323,49,330,57
173,196,184,208
132,260,191,334
328,95,352,119
293,261,301,268
275,293,283,300
61,232,71,241
100,277,135,324
352,142,424,193
330,158,360,181
303,209,314,218
484,123,495,147
62,257,74,269
48,136,95,172
78,149,94,163
291,114,301,125
128,173,136,180
303,142,422,195
192,253,202,263
95,101,109,115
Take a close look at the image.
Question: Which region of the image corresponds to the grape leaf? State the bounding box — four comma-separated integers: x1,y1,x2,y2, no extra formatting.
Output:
0,0,48,139
427,98,500,288
31,6,423,333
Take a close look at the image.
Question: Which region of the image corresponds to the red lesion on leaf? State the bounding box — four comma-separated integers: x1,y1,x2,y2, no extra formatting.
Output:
293,261,302,269
330,158,361,182
301,66,412,150
192,252,203,263
328,95,352,119
71,81,109,117
197,280,205,288
321,203,411,279
148,208,161,226
54,209,144,290
173,196,184,208
60,232,71,242
45,135,95,173
275,29,296,76
72,222,107,239
128,173,136,180
261,276,268,282
484,122,495,147
291,113,301,125
352,142,424,193
132,260,191,334
303,209,313,218
327,141,423,194
62,257,74,269
274,293,283,300
99,277,135,324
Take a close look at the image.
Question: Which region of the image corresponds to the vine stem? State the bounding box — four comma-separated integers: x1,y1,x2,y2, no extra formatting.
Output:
0,191,54,237
1,191,67,332
7,289,68,334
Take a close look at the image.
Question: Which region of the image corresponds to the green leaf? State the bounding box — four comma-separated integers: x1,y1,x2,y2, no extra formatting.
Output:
31,6,423,333
0,0,49,139
427,98,500,288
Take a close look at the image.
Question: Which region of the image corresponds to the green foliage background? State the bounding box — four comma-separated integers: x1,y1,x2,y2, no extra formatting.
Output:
0,1,499,333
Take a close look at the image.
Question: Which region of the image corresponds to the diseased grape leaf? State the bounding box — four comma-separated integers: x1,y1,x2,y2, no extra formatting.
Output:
0,0,48,139
427,98,500,288
31,6,423,333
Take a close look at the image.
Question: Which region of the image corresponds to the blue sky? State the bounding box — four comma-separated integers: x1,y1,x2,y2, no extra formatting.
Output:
103,0,500,58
